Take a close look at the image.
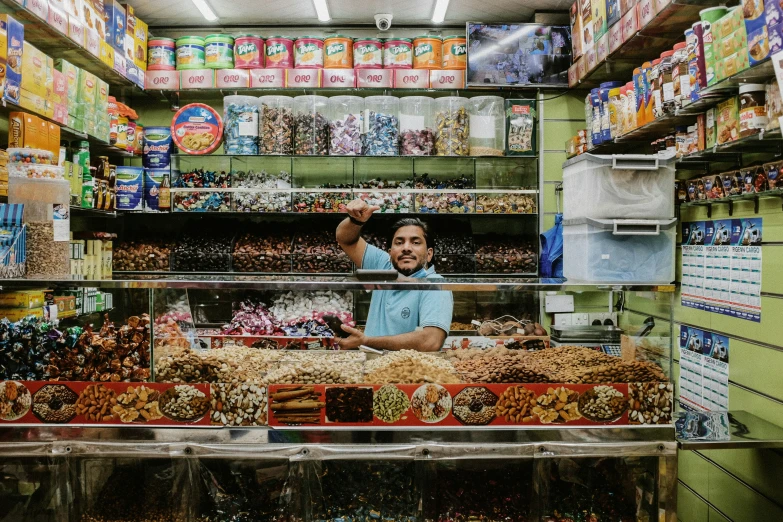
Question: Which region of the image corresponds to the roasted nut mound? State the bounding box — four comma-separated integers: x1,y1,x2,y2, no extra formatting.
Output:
495,385,537,423
365,350,462,384
155,346,280,384
32,384,78,423
411,383,452,423
452,386,497,425
443,346,519,362
211,383,267,426
629,382,673,425
455,354,550,384
263,361,362,385
450,321,477,331
160,385,210,422
76,384,118,422
0,381,31,421
577,385,628,422
563,361,668,384
326,387,373,423
113,385,163,423
532,387,581,424
373,384,410,423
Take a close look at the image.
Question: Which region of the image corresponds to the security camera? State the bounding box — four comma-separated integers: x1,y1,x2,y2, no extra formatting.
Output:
375,13,393,31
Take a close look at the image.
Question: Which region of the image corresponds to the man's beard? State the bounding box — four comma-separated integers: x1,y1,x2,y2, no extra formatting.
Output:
391,257,426,276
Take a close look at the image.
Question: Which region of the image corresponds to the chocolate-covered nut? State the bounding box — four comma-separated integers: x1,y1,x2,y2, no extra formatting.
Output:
232,232,292,273
113,241,172,272
171,234,232,272
293,231,352,273
475,235,537,274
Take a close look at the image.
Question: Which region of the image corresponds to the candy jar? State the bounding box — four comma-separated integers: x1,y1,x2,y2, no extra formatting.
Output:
223,95,259,155
434,96,469,156
258,95,294,155
328,95,363,156
399,96,434,156
468,95,505,156
294,95,329,155
362,95,399,156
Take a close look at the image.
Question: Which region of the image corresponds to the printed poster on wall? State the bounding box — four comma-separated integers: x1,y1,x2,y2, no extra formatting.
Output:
678,326,729,411
681,218,762,322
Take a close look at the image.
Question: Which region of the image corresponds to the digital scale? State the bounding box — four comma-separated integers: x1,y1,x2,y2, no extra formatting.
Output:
550,325,624,356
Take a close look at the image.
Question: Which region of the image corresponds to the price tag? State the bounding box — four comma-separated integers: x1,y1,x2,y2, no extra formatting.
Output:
356,68,392,88
47,5,67,35
85,29,101,57
321,68,356,88
430,69,465,89
285,69,322,88
609,22,623,53
28,0,48,20
67,14,84,46
145,70,179,90
638,0,655,28
249,69,285,88
180,69,215,89
216,68,250,88
393,69,429,89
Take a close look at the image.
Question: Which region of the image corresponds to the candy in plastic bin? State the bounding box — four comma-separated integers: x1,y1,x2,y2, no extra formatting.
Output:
7,148,54,165
362,111,400,156
223,99,259,155
329,114,362,155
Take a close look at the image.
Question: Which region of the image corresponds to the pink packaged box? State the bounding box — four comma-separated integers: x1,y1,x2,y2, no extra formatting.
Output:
285,68,321,88
356,68,392,88
621,5,640,41
249,68,285,88
596,32,609,62
215,68,250,88
52,102,68,124
609,20,624,53
392,69,429,88
85,29,101,57
67,14,85,46
180,69,214,89
638,0,655,28
321,68,356,88
430,69,465,89
47,4,67,34
26,0,48,19
145,69,179,90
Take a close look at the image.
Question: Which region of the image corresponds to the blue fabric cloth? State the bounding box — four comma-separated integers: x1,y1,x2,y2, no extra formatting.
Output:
540,213,563,278
361,244,453,337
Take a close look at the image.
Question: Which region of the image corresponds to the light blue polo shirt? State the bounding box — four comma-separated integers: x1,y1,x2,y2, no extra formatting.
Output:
362,244,453,337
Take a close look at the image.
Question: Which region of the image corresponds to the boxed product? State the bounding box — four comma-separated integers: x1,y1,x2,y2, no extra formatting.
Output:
103,0,126,52
767,0,783,27
713,6,744,41
67,14,85,46
766,80,783,130
121,2,135,34
82,1,105,42
96,77,109,112
596,32,609,62
581,0,595,50
25,0,48,20
48,122,60,163
609,19,623,52
55,59,79,105
77,68,98,106
47,3,68,35
766,161,782,188
705,107,717,148
21,43,49,98
716,27,748,59
51,69,67,106
716,97,739,144
747,23,770,65
0,289,47,308
85,28,101,56
570,1,583,58
592,0,608,41
63,0,80,18
132,35,146,69
0,307,44,321
769,21,783,54
113,51,126,76
99,40,114,67
621,4,640,42
607,0,622,27
1,14,24,105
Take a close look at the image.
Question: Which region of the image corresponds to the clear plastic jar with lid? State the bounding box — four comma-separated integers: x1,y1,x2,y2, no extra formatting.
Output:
328,95,364,156
468,95,505,156
258,95,294,155
223,95,259,155
362,95,400,156
659,50,676,116
400,96,434,156
434,96,469,156
608,87,622,138
294,95,329,155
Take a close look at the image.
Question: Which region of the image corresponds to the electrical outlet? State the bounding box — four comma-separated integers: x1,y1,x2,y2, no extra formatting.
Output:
554,313,573,326
571,313,589,326
588,312,618,326
545,295,575,313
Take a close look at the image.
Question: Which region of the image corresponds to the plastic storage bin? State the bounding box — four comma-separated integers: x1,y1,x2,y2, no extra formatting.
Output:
258,95,294,155
562,154,675,220
293,95,329,155
563,218,677,283
399,96,434,156
434,96,469,156
362,95,399,156
468,95,505,156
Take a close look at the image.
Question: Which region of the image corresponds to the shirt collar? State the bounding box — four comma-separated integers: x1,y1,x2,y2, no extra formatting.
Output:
409,265,436,279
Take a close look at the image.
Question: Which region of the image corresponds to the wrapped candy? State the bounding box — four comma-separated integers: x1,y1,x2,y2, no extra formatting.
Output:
232,168,292,213
434,97,470,157
294,95,329,155
172,168,232,212
259,95,294,155
293,189,351,213
223,96,259,155
401,129,434,156
222,299,278,336
328,95,363,156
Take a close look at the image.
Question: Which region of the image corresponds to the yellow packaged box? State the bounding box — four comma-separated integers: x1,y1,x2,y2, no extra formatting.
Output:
99,40,114,67
716,28,748,59
8,112,37,149
716,96,740,145
19,90,48,117
0,289,48,308
1,307,44,321
132,36,146,70
21,42,48,98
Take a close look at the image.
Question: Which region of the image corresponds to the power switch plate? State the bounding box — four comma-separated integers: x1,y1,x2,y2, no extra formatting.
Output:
545,295,575,313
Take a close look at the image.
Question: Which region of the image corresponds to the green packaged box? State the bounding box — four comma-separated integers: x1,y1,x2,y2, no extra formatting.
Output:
55,59,79,107
505,99,537,156
712,6,743,42
76,69,98,106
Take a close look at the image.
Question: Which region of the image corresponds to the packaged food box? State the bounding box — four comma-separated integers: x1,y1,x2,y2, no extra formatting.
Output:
132,35,146,69
570,1,583,58
85,28,101,57
743,0,765,24
99,40,114,67
716,96,740,144
1,14,24,105
720,171,741,195
592,0,608,41
0,289,48,308
769,21,783,54
716,27,748,59
607,0,622,27
77,68,98,106
121,2,135,34
767,0,783,27
47,3,68,35
55,58,79,104
103,0,126,53
25,0,48,20
20,42,48,100
581,0,594,50
747,23,770,65
713,6,744,41
82,2,105,43
704,174,725,199
0,307,44,321
63,0,80,18
96,77,109,112
8,112,39,149
705,107,717,149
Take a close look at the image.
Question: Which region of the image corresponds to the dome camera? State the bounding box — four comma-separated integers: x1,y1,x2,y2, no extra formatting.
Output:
375,13,393,31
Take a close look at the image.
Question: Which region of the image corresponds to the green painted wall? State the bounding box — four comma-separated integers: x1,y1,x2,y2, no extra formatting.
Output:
541,91,783,522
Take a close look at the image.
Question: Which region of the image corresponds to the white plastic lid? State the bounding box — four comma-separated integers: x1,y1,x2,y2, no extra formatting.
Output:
739,83,766,94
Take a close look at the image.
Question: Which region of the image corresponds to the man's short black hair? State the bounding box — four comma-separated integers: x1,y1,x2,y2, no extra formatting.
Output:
388,218,431,250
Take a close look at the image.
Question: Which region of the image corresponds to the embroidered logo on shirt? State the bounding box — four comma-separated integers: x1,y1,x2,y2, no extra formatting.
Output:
401,307,411,319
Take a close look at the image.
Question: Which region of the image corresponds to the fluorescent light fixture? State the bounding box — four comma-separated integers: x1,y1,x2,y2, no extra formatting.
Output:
432,0,450,23
190,0,218,21
313,0,331,22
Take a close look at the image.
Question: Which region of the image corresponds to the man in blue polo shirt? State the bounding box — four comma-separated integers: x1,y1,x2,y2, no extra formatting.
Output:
335,199,453,352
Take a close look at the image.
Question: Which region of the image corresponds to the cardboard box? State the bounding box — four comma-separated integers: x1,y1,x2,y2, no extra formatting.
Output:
607,0,622,27
637,0,655,28
568,61,579,87
391,69,428,88
767,0,783,27
145,69,178,89
570,1,584,58
713,6,743,41
47,4,68,35
717,27,748,59
216,68,250,88
63,0,80,18
121,2,134,34
180,68,214,89
8,112,36,148
67,14,85,46
1,15,24,105
19,90,48,116
25,0,48,20
125,62,143,87
285,68,319,88
48,122,61,163
85,28,101,57
596,31,609,62
55,58,79,109
103,0,126,52
52,102,68,124
716,96,740,144
769,20,783,55
0,289,47,308
96,77,108,111
22,42,49,97
592,0,607,41
112,52,126,76
99,40,114,67
356,68,392,88
0,307,44,321
609,19,624,52
51,68,67,105
747,22,770,65
132,35,146,69
581,0,595,50
621,4,639,41
77,68,97,105
82,2,105,43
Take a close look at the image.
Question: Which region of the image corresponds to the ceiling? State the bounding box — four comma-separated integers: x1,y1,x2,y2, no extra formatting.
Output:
133,0,571,30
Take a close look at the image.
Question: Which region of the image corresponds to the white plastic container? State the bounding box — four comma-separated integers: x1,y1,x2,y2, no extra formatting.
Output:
562,153,675,220
468,95,505,156
563,218,677,283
